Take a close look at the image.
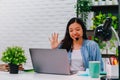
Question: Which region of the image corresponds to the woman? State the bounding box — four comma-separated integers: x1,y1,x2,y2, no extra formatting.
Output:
49,17,104,71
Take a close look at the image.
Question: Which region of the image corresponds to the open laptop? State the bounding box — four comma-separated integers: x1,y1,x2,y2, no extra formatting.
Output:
29,48,71,75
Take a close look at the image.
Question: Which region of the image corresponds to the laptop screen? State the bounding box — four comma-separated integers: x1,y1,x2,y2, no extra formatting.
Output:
29,48,71,75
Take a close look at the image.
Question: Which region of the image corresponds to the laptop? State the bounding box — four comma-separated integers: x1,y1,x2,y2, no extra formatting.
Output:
29,48,71,75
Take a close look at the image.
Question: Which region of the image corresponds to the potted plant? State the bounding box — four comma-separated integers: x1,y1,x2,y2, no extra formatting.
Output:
75,0,92,26
94,0,99,5
1,46,27,74
90,12,118,30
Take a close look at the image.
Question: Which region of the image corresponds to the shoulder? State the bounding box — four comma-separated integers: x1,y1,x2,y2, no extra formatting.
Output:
83,40,98,47
82,40,101,54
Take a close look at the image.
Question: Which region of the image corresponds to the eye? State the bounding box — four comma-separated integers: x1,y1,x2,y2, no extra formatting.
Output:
76,28,80,31
69,29,73,32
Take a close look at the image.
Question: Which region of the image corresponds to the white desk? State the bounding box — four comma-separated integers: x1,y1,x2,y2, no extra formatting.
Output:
0,71,101,80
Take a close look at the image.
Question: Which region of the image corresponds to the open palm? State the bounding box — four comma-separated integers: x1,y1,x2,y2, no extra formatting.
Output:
49,33,60,49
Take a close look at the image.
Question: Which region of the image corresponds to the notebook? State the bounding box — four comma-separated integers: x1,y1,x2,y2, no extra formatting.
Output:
29,48,71,75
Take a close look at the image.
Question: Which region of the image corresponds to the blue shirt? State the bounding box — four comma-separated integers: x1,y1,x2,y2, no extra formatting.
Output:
59,40,104,71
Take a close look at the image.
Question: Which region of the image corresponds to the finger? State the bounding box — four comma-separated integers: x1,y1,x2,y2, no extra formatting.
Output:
55,33,59,42
49,37,51,42
52,33,55,40
52,32,57,40
52,32,57,41
5,64,9,67
49,33,54,42
19,64,22,67
49,34,55,43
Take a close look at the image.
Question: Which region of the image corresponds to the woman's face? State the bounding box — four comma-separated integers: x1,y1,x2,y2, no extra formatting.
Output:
69,22,83,41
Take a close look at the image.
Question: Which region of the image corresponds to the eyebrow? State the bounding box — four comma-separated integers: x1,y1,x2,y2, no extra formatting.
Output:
69,27,81,29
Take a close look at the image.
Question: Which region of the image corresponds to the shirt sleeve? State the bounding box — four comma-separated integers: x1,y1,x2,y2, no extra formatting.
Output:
88,40,104,71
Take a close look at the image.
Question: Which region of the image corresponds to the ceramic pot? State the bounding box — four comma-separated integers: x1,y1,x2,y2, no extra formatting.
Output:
9,63,19,74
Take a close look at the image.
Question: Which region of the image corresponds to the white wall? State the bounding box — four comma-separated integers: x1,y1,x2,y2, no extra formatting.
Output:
0,0,76,68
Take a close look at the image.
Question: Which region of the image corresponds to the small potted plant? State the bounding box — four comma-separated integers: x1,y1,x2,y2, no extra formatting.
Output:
75,0,92,26
1,46,27,74
90,12,118,30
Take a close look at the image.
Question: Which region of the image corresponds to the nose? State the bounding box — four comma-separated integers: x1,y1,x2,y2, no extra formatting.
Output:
73,30,77,34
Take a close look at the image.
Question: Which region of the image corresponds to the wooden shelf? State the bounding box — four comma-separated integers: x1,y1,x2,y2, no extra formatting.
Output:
87,4,119,37
91,5,118,11
91,5,118,15
102,54,116,58
86,30,94,36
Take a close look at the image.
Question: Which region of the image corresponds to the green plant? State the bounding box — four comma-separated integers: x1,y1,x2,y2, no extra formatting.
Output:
1,46,27,65
90,12,118,30
75,0,92,26
94,35,117,50
91,12,118,51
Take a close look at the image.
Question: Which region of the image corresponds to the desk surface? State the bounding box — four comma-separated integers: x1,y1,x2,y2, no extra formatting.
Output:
0,71,100,80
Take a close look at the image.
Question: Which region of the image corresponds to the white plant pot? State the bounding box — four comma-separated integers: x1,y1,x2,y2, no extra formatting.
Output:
101,1,106,5
105,0,110,5
112,0,118,5
94,1,98,5
109,0,113,5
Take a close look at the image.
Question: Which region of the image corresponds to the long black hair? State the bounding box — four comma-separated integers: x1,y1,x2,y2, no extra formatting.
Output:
60,17,88,52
